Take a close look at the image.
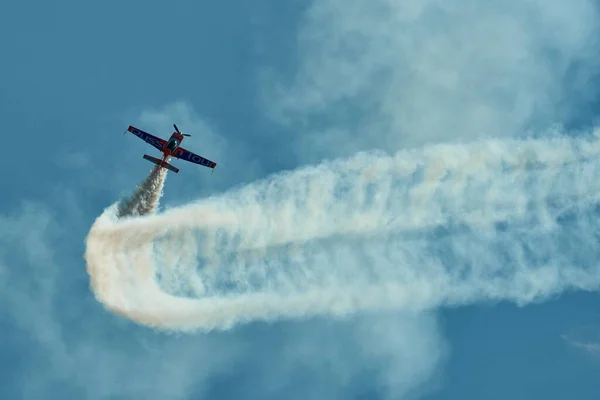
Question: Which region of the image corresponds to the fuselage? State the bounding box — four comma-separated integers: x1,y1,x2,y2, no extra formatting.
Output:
161,132,184,160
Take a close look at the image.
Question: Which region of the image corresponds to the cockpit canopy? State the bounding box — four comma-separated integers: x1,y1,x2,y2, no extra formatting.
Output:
166,138,180,152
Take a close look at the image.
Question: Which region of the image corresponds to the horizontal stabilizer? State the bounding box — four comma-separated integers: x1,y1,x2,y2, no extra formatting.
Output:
142,154,179,173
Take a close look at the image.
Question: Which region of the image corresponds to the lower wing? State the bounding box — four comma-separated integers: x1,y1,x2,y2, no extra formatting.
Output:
127,125,166,151
174,147,217,168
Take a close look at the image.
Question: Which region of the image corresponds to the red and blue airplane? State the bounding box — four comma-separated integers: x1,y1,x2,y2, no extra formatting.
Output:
125,123,217,173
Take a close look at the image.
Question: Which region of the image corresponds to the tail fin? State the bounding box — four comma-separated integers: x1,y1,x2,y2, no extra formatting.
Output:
143,154,179,173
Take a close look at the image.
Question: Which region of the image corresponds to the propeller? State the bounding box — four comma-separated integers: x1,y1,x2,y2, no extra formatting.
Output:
174,123,191,137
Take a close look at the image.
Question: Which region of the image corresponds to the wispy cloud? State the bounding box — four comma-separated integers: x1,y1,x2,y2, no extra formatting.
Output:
262,0,600,162
566,339,600,356
0,202,244,399
562,325,600,357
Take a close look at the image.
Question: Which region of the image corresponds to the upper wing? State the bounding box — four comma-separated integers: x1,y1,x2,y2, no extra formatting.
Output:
173,147,217,169
127,125,166,151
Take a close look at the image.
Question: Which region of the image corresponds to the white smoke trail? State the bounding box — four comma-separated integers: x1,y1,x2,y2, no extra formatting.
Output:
117,164,168,218
84,132,600,332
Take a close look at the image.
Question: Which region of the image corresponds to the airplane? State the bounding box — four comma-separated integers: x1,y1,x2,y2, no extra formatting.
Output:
124,123,217,173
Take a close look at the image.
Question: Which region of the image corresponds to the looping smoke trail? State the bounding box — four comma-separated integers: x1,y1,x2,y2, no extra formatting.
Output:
84,133,600,332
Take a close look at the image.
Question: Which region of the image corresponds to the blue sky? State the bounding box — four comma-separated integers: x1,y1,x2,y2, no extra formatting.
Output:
2,0,600,399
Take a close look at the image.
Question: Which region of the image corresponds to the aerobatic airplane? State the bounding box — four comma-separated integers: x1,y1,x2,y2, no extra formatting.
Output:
125,123,217,173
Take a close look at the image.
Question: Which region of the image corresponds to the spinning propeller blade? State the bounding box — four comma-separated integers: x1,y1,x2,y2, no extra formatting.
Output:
174,123,191,136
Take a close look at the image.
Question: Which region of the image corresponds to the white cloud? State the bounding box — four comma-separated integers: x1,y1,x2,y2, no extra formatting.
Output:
209,312,447,400
0,202,245,400
351,312,449,400
262,0,600,162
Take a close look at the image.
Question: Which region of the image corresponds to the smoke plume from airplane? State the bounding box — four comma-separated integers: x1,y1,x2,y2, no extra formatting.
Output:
84,134,600,332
